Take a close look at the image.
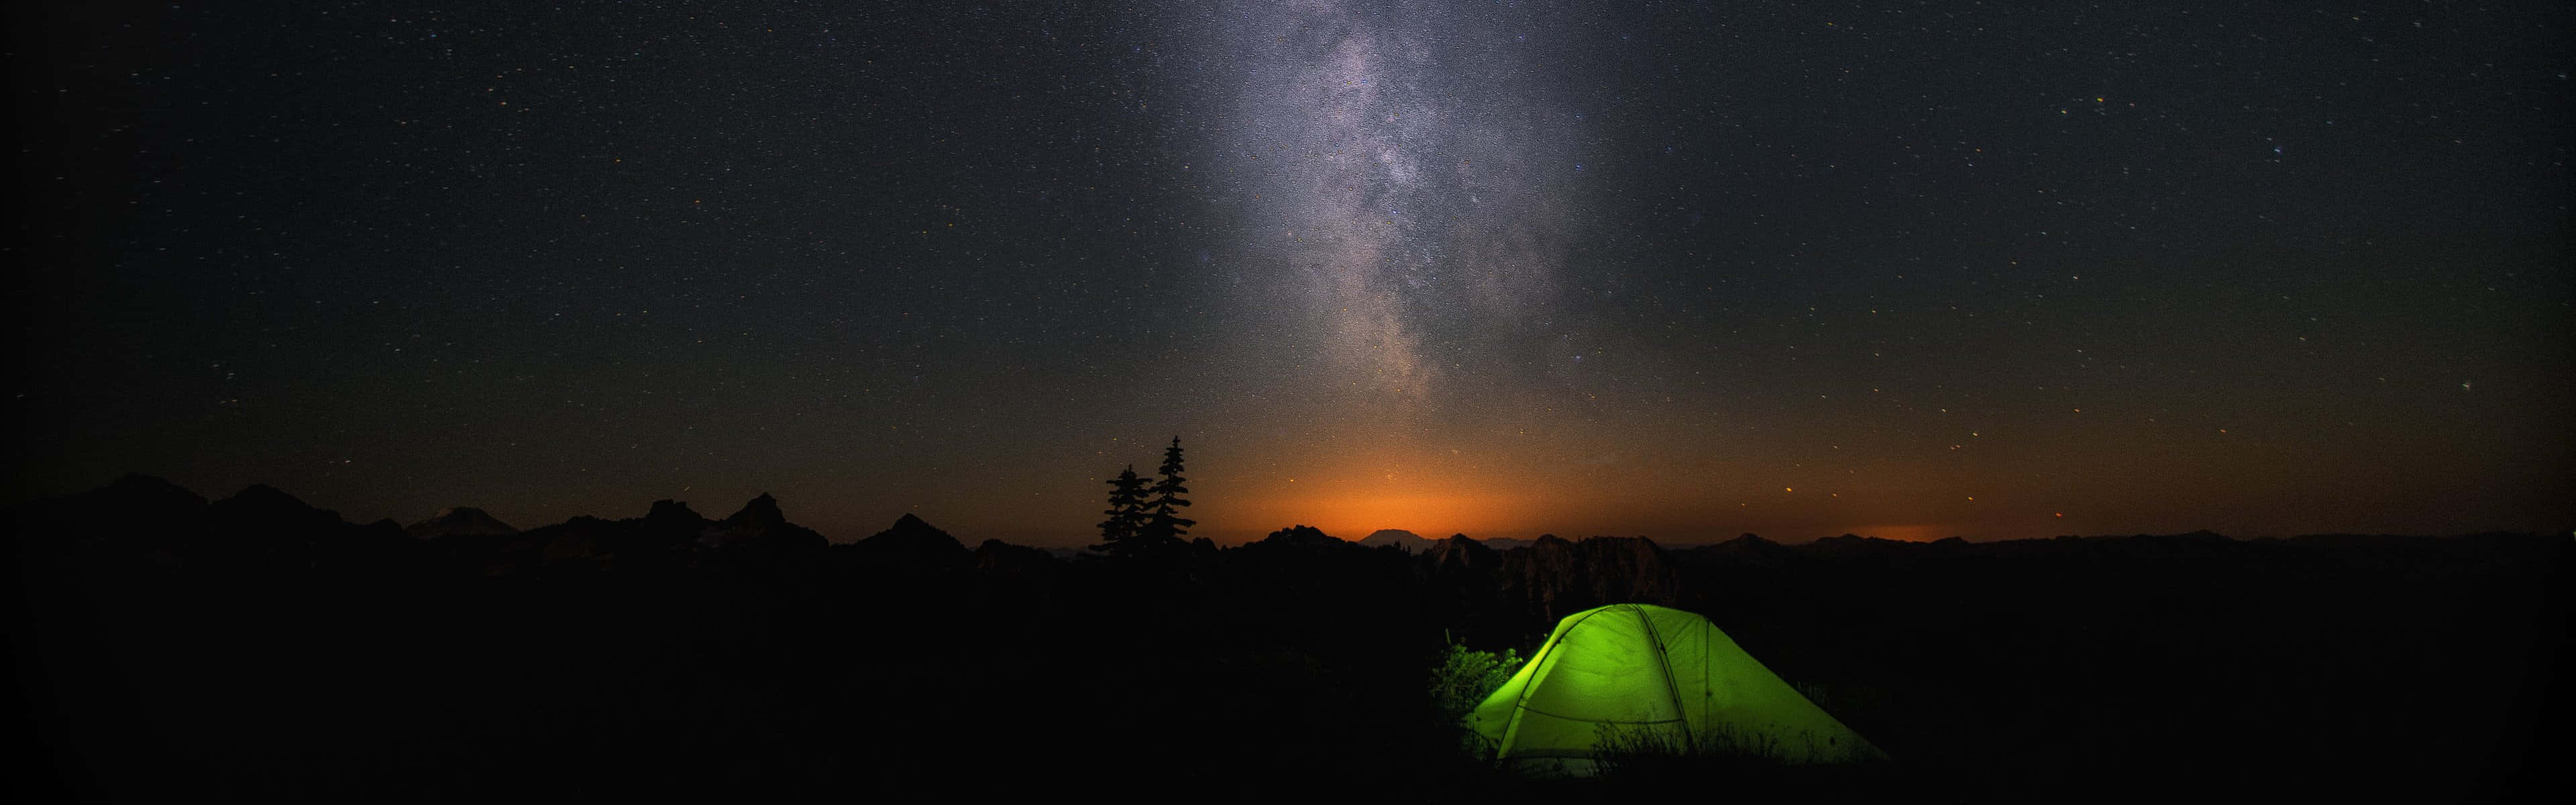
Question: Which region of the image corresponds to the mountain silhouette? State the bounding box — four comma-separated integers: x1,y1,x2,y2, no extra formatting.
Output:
1250,524,1347,550
208,484,345,534
9,473,207,568
1419,533,1499,574
644,498,708,527
7,473,2564,800
843,513,969,573
700,492,826,554
1358,529,1430,552
405,506,518,539
1672,532,1802,571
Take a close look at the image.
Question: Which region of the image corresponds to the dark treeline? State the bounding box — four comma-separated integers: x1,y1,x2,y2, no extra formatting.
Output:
11,474,2569,800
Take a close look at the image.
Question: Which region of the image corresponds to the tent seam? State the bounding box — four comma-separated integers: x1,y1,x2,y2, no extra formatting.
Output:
1499,606,1621,759
1633,605,1695,753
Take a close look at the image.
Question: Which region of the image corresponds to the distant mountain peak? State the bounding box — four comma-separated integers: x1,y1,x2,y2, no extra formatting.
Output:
212,484,342,526
105,473,203,500
406,506,518,539
1255,524,1341,548
645,499,706,524
226,483,301,506
698,493,825,554
724,492,786,526
1358,529,1429,552
1422,533,1499,566
853,513,965,558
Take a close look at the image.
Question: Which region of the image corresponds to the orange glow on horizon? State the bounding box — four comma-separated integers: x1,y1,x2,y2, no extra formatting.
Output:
1218,492,1545,542
1839,523,1951,543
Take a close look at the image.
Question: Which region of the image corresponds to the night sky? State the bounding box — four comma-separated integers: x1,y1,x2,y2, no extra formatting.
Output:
12,1,2570,546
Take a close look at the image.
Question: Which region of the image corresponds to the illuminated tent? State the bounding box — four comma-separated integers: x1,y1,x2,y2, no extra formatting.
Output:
1468,603,1885,771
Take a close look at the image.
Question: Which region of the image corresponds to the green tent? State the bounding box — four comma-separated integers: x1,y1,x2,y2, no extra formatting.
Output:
1468,604,1885,771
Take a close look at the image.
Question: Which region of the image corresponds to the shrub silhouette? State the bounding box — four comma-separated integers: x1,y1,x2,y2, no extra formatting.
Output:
1429,637,1521,757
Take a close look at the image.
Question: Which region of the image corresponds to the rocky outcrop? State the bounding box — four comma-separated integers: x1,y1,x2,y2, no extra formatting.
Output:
1418,533,1683,629
1419,533,1499,577
700,493,826,555
644,499,706,528
1503,535,1682,623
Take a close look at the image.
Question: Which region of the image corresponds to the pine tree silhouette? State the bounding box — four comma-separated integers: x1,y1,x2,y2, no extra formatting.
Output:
1092,465,1150,556
1138,437,1195,549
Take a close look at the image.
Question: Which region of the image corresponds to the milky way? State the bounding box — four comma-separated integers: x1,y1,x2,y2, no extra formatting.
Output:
1212,1,1593,411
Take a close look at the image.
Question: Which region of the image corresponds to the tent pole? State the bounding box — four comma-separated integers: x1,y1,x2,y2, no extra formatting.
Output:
1633,606,1695,754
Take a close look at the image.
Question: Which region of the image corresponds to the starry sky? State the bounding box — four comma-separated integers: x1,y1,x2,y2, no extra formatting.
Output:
11,1,2570,546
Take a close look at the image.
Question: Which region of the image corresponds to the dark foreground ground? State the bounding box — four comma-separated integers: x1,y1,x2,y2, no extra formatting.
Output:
11,477,2568,801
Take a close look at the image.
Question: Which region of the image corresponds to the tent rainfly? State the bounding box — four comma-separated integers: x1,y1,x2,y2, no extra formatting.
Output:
1468,603,1886,771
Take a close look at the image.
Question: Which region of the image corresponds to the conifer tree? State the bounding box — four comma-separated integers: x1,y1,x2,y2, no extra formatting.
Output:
1093,465,1150,555
1138,437,1195,547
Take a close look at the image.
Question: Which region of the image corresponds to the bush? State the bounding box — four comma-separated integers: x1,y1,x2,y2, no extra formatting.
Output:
1428,638,1522,756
